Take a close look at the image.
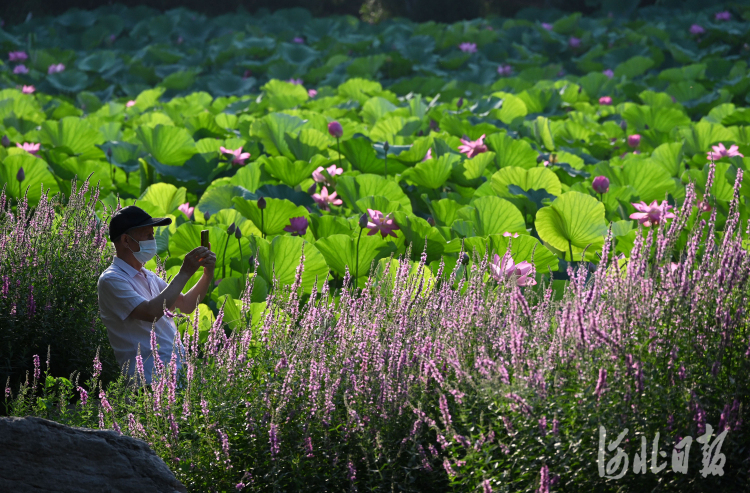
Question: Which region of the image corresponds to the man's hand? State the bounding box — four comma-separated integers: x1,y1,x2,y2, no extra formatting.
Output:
180,247,214,277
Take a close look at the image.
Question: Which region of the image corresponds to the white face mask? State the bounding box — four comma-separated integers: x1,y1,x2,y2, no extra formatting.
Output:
127,235,158,264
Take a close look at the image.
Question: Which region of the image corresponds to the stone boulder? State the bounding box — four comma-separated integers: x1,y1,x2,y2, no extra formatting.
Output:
0,416,187,493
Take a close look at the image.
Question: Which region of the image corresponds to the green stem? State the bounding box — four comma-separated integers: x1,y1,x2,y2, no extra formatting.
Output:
568,240,574,264
222,234,230,279
384,152,388,176
237,237,243,274
355,228,364,284
336,137,342,170
260,209,265,240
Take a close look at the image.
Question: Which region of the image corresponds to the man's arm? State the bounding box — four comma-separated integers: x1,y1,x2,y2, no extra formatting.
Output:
173,256,215,314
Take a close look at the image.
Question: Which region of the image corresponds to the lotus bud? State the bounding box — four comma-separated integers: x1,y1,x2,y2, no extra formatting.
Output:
16,167,25,183
359,214,368,229
1,135,9,148
327,121,343,138
258,197,266,210
204,211,211,220
619,120,627,131
227,222,236,235
383,141,390,153
592,176,610,194
307,183,317,194
627,134,641,148
457,97,463,109
427,216,435,226
235,228,242,239
460,252,470,265
106,147,113,159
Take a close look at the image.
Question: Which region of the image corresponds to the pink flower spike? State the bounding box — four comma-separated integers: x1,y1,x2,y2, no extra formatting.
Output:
715,11,731,21
283,216,309,236
568,37,581,48
603,69,614,79
308,88,318,98
707,143,744,160
458,134,488,158
311,187,343,211
13,64,28,74
629,200,676,227
690,24,705,35
459,42,477,53
9,51,28,62
366,209,399,238
178,202,194,219
22,85,35,94
219,146,251,166
598,96,612,105
541,23,553,31
47,63,65,74
17,142,40,155
126,100,137,108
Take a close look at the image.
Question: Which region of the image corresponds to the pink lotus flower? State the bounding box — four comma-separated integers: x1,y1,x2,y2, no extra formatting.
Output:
569,37,581,48
629,200,676,227
490,254,536,286
690,24,705,35
598,96,612,105
328,121,344,139
47,63,65,74
178,202,194,218
126,100,137,108
219,146,251,166
293,37,305,44
366,209,399,238
308,88,317,98
458,134,488,158
288,78,303,85
283,216,308,236
459,42,477,53
502,232,519,238
541,23,553,31
627,134,641,148
422,148,433,162
8,51,28,62
22,85,35,94
497,64,513,76
13,65,28,74
715,11,731,21
311,186,343,211
312,164,343,184
603,69,614,79
17,142,40,155
707,143,743,160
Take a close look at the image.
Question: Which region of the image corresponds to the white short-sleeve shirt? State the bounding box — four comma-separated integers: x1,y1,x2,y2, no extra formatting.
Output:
97,256,182,384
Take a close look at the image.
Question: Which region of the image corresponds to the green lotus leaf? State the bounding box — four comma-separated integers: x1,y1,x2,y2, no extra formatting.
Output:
169,223,251,269
490,166,562,197
460,196,526,237
47,70,90,93
423,197,463,227
535,191,607,262
336,174,412,213
39,117,105,161
484,133,538,170
250,113,305,160
392,212,461,262
0,154,60,205
139,183,187,217
256,235,328,293
262,79,309,111
136,124,197,166
260,155,319,188
622,159,676,203
402,154,457,189
284,128,331,162
486,234,558,272
232,196,309,237
315,233,397,279
309,215,353,240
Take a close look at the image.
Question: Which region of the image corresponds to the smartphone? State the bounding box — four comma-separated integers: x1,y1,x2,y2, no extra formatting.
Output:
201,230,210,249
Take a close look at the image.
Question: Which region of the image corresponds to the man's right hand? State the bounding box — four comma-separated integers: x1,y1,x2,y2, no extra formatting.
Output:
180,247,211,277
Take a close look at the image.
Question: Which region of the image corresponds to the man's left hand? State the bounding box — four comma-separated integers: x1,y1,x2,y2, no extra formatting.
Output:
202,251,217,274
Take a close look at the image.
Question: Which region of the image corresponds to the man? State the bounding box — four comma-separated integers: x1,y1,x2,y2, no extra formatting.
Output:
97,205,216,384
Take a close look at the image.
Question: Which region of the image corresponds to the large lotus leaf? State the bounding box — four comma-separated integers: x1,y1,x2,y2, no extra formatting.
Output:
485,133,538,170
0,154,60,205
256,235,328,293
339,137,406,175
336,174,412,213
424,197,463,227
613,56,654,79
206,209,263,239
232,197,309,237
532,116,555,151
451,152,495,185
622,160,676,203
685,162,736,202
139,183,187,217
207,74,256,97
136,124,197,166
621,104,691,133
387,137,434,165
49,156,112,197
260,155,319,188
535,191,607,262
185,113,230,140
402,154,457,189
255,184,316,209
284,128,331,162
338,78,384,104
39,117,105,161
47,70,90,93
169,223,250,269
147,154,225,184
490,166,562,197
361,97,398,125
355,196,406,214
315,233,397,279
491,92,528,124
392,212,461,262
678,121,736,157
97,142,141,173
369,116,421,145
487,234,558,272
309,215,353,240
229,162,267,193
251,113,305,160
650,142,684,177
262,79,309,111
460,196,526,237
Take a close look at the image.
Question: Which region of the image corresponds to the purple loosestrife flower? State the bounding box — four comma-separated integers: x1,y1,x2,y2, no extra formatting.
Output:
538,465,550,493
715,11,731,21
9,51,28,62
293,36,305,43
497,64,513,76
603,69,614,78
311,187,343,211
482,479,492,493
707,143,744,160
177,202,194,218
13,64,28,74
26,285,34,317
592,176,609,194
33,354,40,381
541,22,553,30
627,134,641,148
458,134,488,158
458,42,477,53
598,96,612,105
594,368,607,399
269,423,280,457
219,146,251,166
47,63,65,74
568,37,581,48
283,217,308,236
236,483,245,490
630,200,676,227
690,24,705,35
366,209,399,238
328,121,344,138
93,351,102,380
288,78,303,85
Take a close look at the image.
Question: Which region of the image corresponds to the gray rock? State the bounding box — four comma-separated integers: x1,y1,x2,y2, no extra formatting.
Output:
0,416,187,493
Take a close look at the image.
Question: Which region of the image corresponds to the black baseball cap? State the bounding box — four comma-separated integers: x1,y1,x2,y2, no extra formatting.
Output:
109,205,172,242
